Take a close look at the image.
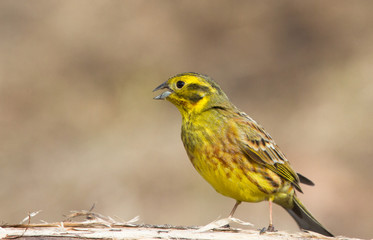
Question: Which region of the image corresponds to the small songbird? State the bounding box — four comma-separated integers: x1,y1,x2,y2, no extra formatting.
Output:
153,72,333,237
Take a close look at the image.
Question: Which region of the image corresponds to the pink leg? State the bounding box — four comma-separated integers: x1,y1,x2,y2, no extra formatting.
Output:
229,200,241,218
260,199,276,234
268,199,274,230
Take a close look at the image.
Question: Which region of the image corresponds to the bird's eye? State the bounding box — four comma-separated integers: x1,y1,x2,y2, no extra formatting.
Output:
176,81,185,89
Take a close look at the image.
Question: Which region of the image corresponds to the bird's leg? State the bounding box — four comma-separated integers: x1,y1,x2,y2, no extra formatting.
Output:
267,199,275,231
229,200,242,218
221,200,242,229
260,199,277,234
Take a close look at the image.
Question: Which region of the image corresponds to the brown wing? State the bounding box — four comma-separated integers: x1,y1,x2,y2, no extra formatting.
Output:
234,112,304,192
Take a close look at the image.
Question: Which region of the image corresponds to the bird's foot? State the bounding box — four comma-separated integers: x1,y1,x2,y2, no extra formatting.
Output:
259,224,277,234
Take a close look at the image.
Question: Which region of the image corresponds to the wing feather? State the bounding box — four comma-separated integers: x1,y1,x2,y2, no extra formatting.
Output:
234,112,303,192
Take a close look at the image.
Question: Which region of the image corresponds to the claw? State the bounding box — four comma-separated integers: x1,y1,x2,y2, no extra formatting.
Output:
259,224,277,234
267,224,276,232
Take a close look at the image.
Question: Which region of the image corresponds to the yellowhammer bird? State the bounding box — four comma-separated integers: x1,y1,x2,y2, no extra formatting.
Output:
153,72,333,237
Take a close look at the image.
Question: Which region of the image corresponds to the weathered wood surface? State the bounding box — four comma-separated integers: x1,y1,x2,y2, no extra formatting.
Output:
0,211,363,240
0,223,363,240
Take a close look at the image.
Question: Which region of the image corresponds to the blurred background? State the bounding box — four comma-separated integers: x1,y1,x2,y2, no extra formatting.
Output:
1,1,372,239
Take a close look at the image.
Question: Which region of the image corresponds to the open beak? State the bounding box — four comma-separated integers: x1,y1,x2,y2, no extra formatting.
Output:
153,81,173,100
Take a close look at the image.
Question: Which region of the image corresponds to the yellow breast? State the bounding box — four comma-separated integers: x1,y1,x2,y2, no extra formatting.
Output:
181,110,291,204
190,147,282,203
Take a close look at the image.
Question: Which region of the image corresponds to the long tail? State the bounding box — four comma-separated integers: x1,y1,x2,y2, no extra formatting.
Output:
284,196,334,237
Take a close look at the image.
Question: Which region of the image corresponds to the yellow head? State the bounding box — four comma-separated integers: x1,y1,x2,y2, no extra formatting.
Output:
153,72,230,116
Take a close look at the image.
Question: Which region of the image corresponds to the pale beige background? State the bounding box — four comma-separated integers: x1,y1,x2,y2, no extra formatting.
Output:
1,1,372,239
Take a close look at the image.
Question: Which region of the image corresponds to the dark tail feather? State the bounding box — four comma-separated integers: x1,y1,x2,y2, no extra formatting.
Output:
297,173,315,186
285,196,334,237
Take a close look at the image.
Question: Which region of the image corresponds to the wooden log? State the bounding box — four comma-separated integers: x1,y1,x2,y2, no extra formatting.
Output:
0,223,360,240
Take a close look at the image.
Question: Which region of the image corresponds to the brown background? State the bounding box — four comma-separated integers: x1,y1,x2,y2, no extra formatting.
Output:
1,1,372,239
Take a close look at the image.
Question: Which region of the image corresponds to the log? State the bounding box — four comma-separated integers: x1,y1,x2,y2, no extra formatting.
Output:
0,211,359,240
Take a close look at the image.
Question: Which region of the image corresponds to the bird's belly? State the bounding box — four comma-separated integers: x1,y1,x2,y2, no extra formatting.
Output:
191,154,276,203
